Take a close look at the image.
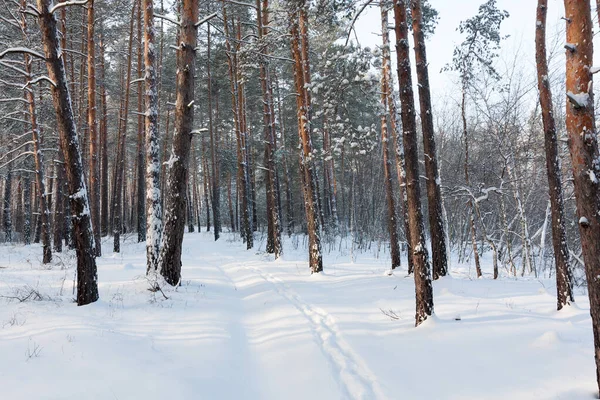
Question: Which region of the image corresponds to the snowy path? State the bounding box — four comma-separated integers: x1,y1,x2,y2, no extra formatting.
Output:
0,232,598,399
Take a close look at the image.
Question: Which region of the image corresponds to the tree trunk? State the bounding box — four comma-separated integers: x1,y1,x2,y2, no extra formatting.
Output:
144,0,162,273
206,21,221,241
461,87,482,277
158,0,199,285
258,0,282,257
99,22,109,237
136,0,146,243
289,0,323,273
3,147,12,243
87,0,101,256
563,0,600,395
37,0,99,305
393,0,433,326
410,0,447,279
379,2,401,270
535,0,574,309
113,2,137,253
223,7,252,248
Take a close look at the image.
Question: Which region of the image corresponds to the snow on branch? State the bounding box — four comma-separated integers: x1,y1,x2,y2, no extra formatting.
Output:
0,47,45,60
223,0,257,9
566,91,590,109
24,76,56,88
195,12,218,27
49,0,89,14
155,13,180,26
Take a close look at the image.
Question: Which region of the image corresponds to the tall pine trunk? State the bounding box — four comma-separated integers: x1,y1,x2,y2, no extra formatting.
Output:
379,2,401,270
158,0,199,285
393,0,433,326
88,0,101,256
144,0,162,274
410,0,447,279
289,0,322,273
535,0,573,309
37,0,99,305
562,0,600,395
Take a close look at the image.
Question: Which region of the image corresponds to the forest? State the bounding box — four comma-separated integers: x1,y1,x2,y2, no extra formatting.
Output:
1,0,600,398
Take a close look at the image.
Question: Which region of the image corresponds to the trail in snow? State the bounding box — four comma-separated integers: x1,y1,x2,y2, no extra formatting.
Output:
238,262,384,400
0,231,598,399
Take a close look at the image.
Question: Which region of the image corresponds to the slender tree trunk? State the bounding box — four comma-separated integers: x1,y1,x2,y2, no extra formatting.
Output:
289,0,323,273
535,0,574,309
274,73,294,236
393,0,433,326
99,22,109,237
563,1,600,395
144,0,162,273
136,0,146,243
223,8,252,248
206,21,221,241
53,156,65,252
258,0,281,257
113,2,137,253
380,2,401,270
461,87,482,277
158,0,199,285
410,0,447,279
37,0,99,305
3,147,12,243
87,0,101,256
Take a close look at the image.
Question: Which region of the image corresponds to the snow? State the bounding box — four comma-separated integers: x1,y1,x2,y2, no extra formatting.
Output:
0,233,597,399
567,91,590,108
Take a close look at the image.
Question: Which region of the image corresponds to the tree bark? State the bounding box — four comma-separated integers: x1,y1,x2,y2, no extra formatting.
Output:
87,0,101,256
136,0,146,243
113,2,137,253
535,0,574,309
158,0,199,285
380,2,401,270
37,0,99,305
289,0,323,273
562,0,600,395
144,0,162,274
207,20,221,241
258,0,282,257
393,0,433,326
410,0,448,279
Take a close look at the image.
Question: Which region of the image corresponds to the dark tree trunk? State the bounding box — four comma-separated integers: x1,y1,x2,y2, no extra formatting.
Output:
289,0,323,273
393,0,433,326
206,21,221,241
535,0,574,309
87,0,101,256
158,0,199,285
410,0,448,279
136,0,146,243
562,0,600,395
37,0,99,305
99,23,109,237
113,2,137,253
379,2,401,270
258,0,282,257
3,148,12,243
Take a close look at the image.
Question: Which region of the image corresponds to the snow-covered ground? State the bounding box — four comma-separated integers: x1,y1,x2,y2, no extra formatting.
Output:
0,231,596,399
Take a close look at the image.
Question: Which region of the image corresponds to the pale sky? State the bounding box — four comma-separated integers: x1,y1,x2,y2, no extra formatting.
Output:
351,0,600,110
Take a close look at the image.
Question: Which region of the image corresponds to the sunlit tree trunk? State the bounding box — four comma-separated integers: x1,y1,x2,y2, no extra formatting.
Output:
393,0,433,325
535,0,573,309
562,0,600,395
158,0,199,285
37,0,99,305
410,0,447,279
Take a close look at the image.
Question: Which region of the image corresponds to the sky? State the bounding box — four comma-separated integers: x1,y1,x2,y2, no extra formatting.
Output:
350,0,600,110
